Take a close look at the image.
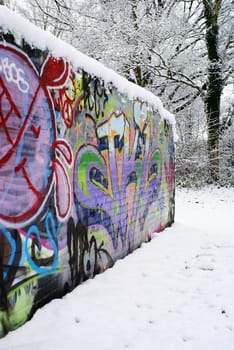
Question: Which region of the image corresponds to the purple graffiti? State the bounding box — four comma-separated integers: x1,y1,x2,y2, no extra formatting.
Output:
74,105,162,249
0,44,72,225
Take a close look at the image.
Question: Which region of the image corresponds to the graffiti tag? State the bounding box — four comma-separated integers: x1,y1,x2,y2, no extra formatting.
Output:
0,56,29,93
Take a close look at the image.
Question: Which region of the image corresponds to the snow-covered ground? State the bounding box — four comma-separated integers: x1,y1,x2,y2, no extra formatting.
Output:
0,187,233,350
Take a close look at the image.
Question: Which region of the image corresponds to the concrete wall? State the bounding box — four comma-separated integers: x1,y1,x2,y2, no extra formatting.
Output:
0,21,175,336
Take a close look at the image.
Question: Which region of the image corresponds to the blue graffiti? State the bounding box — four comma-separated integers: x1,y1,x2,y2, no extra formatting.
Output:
25,212,58,275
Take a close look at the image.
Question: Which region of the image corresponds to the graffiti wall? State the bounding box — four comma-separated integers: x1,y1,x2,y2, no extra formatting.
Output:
0,15,175,336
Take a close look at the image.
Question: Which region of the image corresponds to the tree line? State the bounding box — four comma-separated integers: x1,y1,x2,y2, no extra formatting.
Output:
3,0,234,186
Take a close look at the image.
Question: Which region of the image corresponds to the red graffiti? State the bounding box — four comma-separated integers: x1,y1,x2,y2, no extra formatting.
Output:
0,44,72,224
52,71,84,128
164,160,175,197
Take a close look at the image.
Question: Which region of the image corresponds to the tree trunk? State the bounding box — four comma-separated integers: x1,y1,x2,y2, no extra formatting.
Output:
203,0,223,182
0,0,4,5
128,0,153,87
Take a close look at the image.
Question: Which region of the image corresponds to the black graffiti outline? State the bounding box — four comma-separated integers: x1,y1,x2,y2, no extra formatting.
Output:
67,217,113,287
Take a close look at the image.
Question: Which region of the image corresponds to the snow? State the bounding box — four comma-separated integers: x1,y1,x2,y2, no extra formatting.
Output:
0,186,233,350
0,5,177,139
221,84,234,116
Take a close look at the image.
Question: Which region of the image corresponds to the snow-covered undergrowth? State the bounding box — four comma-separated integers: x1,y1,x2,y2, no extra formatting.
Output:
0,187,233,350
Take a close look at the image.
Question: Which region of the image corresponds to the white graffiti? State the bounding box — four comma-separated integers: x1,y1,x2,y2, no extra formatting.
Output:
0,57,29,93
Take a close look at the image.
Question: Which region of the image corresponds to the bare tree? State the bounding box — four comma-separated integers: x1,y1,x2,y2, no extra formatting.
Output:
202,0,225,181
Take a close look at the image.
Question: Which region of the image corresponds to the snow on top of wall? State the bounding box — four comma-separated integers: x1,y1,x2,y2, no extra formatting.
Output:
0,6,177,139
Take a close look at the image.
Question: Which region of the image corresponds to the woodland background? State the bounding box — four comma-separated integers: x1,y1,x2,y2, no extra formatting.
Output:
3,0,234,187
